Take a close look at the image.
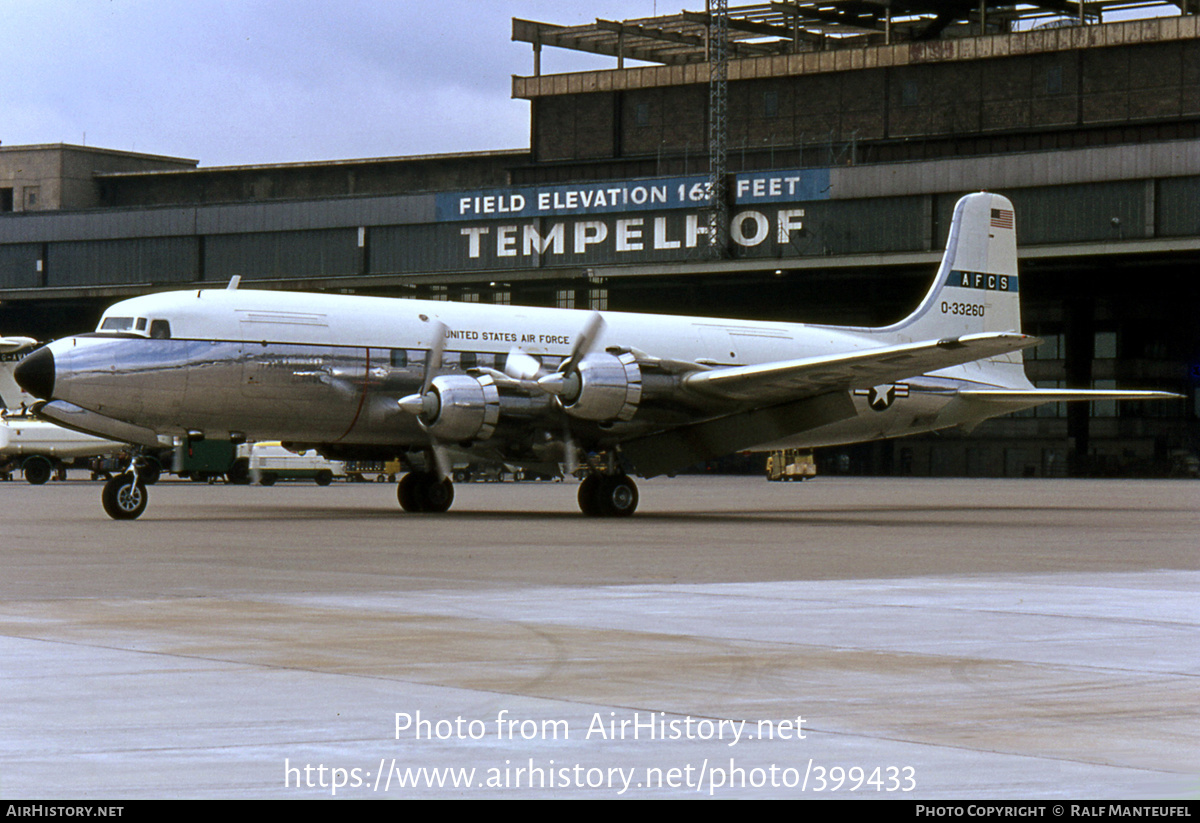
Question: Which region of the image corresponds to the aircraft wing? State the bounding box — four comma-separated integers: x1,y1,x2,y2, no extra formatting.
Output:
681,332,1039,404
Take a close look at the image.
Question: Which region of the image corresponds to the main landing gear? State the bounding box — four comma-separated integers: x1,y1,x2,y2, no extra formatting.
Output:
396,470,455,513
394,469,639,516
577,472,639,517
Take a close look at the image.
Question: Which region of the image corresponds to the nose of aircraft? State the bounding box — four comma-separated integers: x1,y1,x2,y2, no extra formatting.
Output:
14,346,55,400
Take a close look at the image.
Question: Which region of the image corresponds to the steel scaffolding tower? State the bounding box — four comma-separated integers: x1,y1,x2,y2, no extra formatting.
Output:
706,0,729,259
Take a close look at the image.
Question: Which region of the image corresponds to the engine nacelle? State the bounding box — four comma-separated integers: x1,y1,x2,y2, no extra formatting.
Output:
419,374,500,442
560,352,642,422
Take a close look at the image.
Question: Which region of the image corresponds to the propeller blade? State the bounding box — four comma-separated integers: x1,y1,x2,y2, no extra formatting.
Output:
562,420,579,476
421,320,447,395
430,443,453,481
562,312,605,375
504,348,544,381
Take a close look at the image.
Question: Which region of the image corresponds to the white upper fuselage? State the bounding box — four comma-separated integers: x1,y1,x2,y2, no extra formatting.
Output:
95,287,879,366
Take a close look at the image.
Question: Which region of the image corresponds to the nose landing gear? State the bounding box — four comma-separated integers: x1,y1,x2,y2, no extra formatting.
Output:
102,472,148,520
100,454,153,520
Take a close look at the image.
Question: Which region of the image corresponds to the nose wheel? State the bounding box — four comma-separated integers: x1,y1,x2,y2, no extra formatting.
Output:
102,473,148,520
397,471,455,513
578,473,638,517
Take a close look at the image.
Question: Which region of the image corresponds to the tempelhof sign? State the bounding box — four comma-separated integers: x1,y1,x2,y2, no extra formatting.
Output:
433,169,832,266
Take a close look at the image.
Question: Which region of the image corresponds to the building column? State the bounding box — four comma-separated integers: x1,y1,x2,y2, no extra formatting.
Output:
1064,294,1095,475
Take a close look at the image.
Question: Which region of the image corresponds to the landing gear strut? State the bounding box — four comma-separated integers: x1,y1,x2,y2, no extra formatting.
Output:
100,455,151,520
578,473,639,517
397,470,455,513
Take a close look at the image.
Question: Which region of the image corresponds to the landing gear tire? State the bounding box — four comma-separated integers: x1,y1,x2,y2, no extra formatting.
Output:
102,474,148,520
397,471,455,513
140,457,162,485
314,470,333,486
23,457,53,486
579,473,639,517
578,474,602,516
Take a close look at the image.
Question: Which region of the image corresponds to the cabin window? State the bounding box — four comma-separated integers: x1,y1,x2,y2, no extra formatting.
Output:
390,349,408,368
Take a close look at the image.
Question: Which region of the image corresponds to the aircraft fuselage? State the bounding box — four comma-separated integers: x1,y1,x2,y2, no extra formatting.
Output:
29,289,985,459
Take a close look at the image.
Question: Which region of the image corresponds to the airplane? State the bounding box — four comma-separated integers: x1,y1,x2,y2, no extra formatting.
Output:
13,192,1179,519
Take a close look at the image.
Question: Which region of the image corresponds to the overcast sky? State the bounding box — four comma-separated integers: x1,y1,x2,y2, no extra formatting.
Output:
3,1,666,167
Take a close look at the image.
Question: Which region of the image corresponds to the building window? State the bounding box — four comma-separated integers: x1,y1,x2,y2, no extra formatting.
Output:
763,90,779,117
23,186,40,210
1046,65,1064,95
492,290,511,305
588,288,608,310
1028,333,1063,360
634,102,650,127
0,188,13,212
900,80,920,107
556,289,575,309
1092,379,1117,418
1035,380,1066,418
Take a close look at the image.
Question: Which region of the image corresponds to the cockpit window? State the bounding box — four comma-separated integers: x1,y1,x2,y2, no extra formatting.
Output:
149,320,171,339
98,316,153,337
100,316,136,332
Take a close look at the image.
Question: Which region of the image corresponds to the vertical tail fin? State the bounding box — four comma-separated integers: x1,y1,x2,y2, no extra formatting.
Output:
876,192,1029,386
887,192,1021,339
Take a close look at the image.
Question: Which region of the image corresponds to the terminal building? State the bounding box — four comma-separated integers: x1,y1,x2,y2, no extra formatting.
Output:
2,1,1198,477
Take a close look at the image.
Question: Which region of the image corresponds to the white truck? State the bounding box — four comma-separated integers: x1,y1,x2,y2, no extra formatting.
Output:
241,441,345,485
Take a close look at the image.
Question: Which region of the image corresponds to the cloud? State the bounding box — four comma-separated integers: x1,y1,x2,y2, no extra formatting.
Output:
1,0,660,165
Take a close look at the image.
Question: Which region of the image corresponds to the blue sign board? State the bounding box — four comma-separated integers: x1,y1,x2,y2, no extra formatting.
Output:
732,168,830,204
436,168,831,222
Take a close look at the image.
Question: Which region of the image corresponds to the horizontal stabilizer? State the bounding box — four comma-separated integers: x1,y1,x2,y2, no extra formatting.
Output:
683,332,1040,404
959,390,1182,402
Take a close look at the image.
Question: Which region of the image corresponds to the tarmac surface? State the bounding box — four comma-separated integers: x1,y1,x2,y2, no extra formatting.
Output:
0,475,1197,799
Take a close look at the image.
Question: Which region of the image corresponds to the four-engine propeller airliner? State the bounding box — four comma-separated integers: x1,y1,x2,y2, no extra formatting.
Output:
14,192,1178,519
